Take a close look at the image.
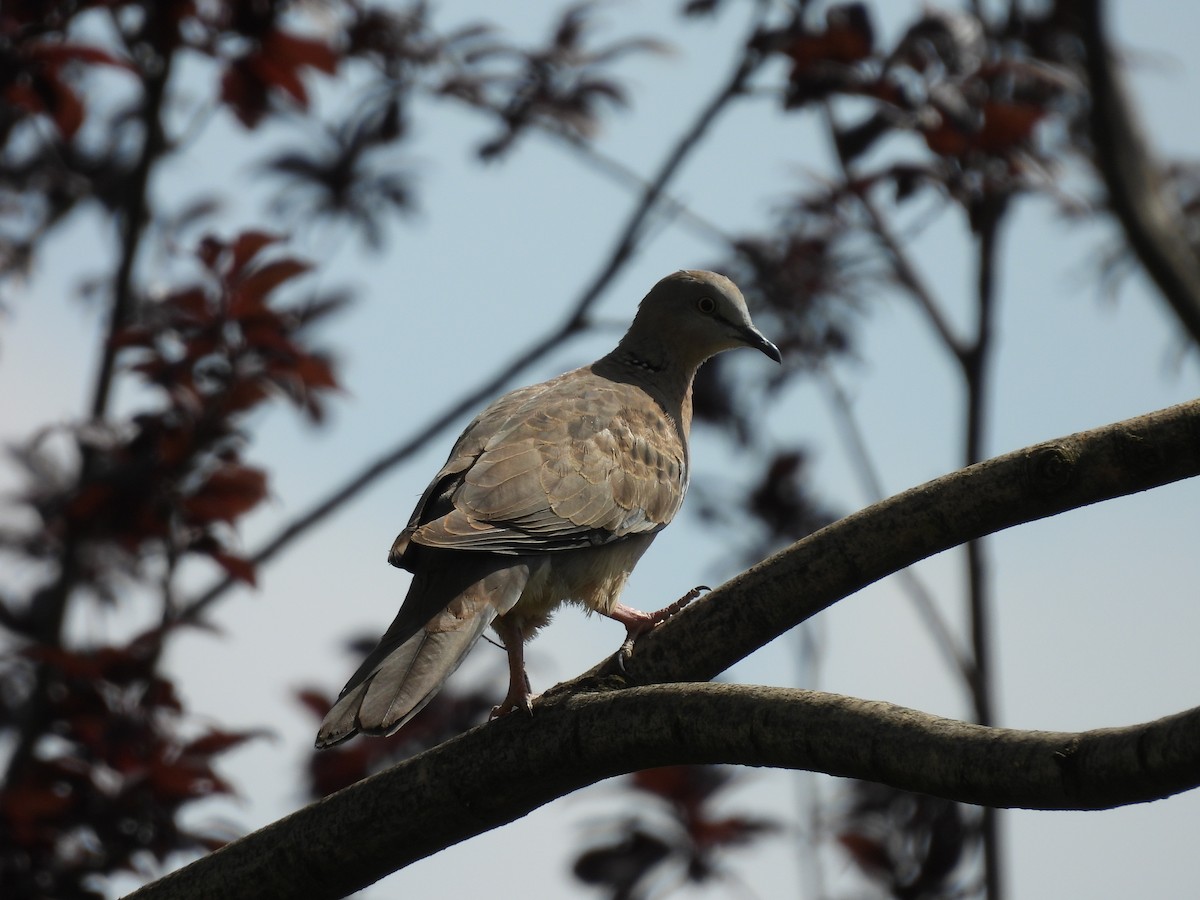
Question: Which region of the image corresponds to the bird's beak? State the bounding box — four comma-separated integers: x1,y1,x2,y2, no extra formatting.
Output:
741,325,782,363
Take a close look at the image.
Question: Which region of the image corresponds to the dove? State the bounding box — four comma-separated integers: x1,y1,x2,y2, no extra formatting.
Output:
317,270,780,747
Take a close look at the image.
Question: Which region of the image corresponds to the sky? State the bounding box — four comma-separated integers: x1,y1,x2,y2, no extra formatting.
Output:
2,1,1199,898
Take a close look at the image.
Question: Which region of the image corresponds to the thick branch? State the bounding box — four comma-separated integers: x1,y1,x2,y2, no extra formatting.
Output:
127,684,1200,900
588,397,1200,689
129,399,1200,899
1080,0,1200,346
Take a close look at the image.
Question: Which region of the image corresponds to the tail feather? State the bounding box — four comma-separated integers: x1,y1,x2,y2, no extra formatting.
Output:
316,560,530,749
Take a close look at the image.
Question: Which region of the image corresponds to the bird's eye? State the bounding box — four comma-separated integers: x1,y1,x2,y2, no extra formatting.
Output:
696,295,716,314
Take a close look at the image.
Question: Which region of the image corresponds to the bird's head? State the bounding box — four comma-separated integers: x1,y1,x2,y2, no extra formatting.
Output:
626,270,782,370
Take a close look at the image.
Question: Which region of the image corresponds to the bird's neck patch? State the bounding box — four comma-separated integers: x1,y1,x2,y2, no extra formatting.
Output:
615,348,666,374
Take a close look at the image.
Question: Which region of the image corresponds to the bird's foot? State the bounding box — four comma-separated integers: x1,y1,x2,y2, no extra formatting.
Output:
609,585,710,671
489,617,536,720
489,677,537,720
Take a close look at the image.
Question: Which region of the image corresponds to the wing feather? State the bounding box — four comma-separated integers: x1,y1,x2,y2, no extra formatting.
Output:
401,366,687,556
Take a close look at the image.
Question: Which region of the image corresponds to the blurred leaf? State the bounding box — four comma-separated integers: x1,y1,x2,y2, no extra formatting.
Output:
183,465,268,524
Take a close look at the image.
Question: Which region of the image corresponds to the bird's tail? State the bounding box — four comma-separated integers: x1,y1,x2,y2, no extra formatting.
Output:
316,561,529,749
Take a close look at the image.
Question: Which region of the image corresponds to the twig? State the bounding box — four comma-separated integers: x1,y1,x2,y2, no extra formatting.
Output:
89,18,171,420
823,92,1012,899
818,369,973,682
4,10,176,787
546,127,734,249
1079,0,1200,348
820,104,968,361
966,194,1008,900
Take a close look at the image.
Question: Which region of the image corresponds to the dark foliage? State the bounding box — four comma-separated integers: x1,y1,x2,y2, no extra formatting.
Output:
436,1,668,160
0,225,340,896
1,3,669,894
837,781,977,900
572,765,780,900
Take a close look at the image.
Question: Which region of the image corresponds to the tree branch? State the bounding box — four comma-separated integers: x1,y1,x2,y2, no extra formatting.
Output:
89,12,173,421
4,10,176,789
589,397,1200,690
1079,0,1200,347
128,398,1200,899
821,104,968,361
127,683,1200,900
819,370,972,682
966,193,1008,900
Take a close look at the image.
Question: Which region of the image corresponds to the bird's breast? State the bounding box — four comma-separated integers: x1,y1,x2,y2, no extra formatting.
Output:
505,534,657,633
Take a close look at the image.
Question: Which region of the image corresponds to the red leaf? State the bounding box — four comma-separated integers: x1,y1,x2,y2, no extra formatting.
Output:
49,81,84,138
307,741,374,796
131,356,170,379
631,765,733,806
242,318,298,353
148,757,231,800
184,728,270,757
183,465,268,524
976,101,1045,153
231,258,311,313
225,32,337,122
163,286,213,323
211,550,258,586
3,82,49,119
249,52,309,106
784,7,874,73
294,354,339,390
691,815,779,849
923,118,971,157
229,231,282,276
267,31,339,75
3,79,81,138
221,379,272,413
295,689,333,720
28,43,135,72
633,766,695,802
7,42,133,139
64,482,116,523
0,780,77,836
143,675,185,712
220,61,269,128
837,831,894,876
109,324,154,349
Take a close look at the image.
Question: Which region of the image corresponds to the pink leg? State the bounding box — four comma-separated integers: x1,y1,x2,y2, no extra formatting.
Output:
605,585,709,660
490,616,535,719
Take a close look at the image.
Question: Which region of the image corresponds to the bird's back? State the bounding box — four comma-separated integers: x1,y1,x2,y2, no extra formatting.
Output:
394,364,690,564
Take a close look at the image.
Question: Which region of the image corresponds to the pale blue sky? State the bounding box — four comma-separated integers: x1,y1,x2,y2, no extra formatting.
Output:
2,2,1199,897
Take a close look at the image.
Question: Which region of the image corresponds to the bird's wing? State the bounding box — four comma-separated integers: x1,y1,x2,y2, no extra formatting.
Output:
396,368,688,559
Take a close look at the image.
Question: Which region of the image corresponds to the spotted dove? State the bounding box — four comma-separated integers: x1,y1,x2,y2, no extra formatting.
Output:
316,270,780,748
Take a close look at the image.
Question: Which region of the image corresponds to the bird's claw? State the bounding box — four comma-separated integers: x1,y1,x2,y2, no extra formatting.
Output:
490,670,537,720
609,584,711,669
614,635,637,674
490,693,537,720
